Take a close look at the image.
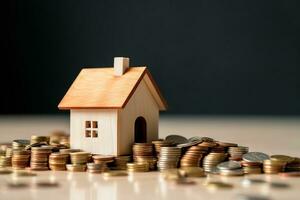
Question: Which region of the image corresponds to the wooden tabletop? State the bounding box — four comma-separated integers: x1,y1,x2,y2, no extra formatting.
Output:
0,115,299,200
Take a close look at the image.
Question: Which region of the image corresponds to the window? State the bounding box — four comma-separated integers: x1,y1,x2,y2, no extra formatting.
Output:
85,121,98,138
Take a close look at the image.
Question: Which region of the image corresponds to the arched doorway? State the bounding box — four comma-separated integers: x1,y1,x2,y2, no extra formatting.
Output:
134,116,147,143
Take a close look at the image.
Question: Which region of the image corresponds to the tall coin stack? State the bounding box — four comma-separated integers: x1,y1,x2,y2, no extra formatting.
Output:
12,150,30,170
228,146,249,161
112,156,132,170
49,153,69,171
157,147,181,171
203,152,227,173
30,147,52,170
180,146,207,167
133,143,156,170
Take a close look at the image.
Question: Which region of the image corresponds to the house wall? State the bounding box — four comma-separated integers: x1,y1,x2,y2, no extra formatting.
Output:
70,109,118,155
118,79,159,155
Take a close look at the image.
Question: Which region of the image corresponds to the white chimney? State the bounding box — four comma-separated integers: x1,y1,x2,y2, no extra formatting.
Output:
114,57,129,76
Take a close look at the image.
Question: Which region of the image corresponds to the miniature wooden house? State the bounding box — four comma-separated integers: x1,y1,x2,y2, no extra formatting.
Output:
58,57,167,155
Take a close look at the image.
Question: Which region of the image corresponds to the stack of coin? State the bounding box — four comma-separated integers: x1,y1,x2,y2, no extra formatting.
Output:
70,152,90,164
92,155,114,171
242,152,269,174
66,164,86,172
30,146,52,170
112,155,132,170
285,157,300,172
263,160,286,174
152,140,174,156
87,163,108,173
133,143,156,170
12,150,30,170
6,147,13,157
126,163,149,172
12,140,30,151
0,156,11,168
0,144,10,156
228,146,249,161
157,147,181,171
217,161,244,176
180,146,207,167
202,152,227,173
30,135,50,145
49,153,69,171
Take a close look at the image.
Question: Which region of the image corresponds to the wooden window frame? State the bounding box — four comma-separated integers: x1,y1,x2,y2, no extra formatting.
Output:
85,121,98,138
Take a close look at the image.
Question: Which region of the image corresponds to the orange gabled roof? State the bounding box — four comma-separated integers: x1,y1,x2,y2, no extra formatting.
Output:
58,67,167,110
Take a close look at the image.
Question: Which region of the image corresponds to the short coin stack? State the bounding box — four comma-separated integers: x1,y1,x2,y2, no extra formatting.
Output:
285,157,300,172
12,140,30,151
112,156,131,170
228,146,249,161
152,140,174,157
157,147,181,171
217,161,244,176
127,163,149,172
49,153,69,171
68,152,90,172
31,136,50,145
12,150,30,170
30,147,52,170
203,152,227,173
242,152,269,174
92,155,114,171
263,159,286,174
0,156,11,168
87,163,108,173
133,143,156,170
180,146,207,167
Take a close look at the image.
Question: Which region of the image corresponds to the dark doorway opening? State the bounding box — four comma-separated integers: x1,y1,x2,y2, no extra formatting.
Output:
134,116,147,143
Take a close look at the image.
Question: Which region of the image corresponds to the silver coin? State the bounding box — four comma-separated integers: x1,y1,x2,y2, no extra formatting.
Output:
217,161,242,170
165,135,188,145
187,136,203,142
242,152,269,163
219,168,244,176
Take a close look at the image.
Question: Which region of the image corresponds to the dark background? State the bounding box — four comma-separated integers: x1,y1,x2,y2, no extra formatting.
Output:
2,0,300,115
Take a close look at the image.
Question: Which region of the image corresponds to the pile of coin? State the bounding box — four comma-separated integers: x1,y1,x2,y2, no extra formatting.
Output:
228,146,249,161
217,161,244,176
0,156,12,168
66,164,86,172
203,152,227,173
152,140,174,156
6,147,13,157
49,153,69,171
92,155,114,171
112,155,131,170
127,163,149,172
157,147,181,171
242,152,269,174
133,143,156,170
87,163,108,173
12,150,30,170
180,146,207,167
30,147,52,170
12,140,30,151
